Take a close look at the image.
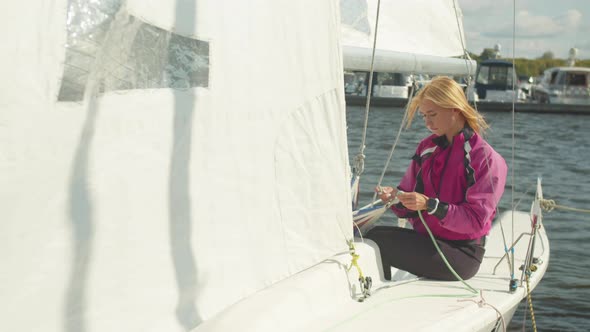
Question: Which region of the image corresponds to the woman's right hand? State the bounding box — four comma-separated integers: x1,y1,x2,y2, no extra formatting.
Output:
375,186,398,203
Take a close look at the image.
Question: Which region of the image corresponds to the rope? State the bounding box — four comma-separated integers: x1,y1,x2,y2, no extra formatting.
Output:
458,290,506,332
347,241,364,279
525,273,538,332
346,240,372,302
417,211,478,294
539,198,590,213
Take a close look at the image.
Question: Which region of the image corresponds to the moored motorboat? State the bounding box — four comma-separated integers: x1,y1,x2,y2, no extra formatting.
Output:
532,66,590,105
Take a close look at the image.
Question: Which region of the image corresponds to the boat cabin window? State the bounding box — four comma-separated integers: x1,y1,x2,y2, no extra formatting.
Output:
476,64,514,86
566,73,588,86
549,71,559,84
490,66,514,86
476,66,489,84
344,71,368,95
379,73,408,86
556,73,566,85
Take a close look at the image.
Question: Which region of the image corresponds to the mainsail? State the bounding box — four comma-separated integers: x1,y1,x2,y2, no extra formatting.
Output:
1,0,350,331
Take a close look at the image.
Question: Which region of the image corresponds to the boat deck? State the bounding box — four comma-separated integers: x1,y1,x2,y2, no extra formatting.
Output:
194,210,549,332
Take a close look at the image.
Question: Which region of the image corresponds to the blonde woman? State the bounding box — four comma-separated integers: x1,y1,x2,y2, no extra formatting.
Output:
367,76,507,281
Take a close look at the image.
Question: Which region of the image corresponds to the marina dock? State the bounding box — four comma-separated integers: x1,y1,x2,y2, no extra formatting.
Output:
345,95,590,114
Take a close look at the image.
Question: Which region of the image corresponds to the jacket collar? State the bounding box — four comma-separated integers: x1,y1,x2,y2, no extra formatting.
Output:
431,125,474,149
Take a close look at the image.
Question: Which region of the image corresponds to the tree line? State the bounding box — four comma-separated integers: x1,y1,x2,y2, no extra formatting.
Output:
466,48,590,79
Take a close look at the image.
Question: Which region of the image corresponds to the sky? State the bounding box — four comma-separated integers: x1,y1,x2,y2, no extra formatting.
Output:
458,0,590,59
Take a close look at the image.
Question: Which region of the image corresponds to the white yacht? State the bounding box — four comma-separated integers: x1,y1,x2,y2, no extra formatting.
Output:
532,66,590,105
468,59,526,103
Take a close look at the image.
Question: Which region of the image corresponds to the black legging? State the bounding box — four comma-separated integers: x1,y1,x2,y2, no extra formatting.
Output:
364,226,485,281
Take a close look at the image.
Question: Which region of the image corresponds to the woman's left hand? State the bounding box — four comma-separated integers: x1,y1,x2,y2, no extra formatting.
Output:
397,191,429,211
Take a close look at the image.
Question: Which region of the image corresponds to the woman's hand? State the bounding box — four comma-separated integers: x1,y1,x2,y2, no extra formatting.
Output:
375,186,398,203
397,191,429,211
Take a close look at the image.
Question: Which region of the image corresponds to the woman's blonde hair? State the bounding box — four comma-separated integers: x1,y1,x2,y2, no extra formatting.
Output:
407,76,488,134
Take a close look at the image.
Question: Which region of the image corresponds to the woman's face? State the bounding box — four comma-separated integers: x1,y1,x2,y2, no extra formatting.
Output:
419,99,462,139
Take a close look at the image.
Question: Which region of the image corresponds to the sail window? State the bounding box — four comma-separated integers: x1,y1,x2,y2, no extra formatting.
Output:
340,0,371,35
58,0,209,101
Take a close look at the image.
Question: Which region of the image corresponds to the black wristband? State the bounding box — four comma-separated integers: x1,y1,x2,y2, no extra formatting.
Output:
426,198,439,215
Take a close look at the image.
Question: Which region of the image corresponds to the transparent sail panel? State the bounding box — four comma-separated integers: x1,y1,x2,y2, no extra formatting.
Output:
340,0,371,35
58,0,209,101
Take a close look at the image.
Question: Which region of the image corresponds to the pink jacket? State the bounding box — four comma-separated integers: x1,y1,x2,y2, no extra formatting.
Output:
392,127,507,241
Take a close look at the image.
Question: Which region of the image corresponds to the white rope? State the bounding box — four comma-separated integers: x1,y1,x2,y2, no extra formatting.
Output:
458,291,507,332
539,198,590,213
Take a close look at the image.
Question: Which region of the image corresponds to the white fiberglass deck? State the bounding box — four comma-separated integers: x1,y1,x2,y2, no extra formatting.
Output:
194,210,549,332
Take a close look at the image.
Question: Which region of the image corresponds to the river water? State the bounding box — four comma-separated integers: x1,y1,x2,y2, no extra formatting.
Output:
346,105,590,332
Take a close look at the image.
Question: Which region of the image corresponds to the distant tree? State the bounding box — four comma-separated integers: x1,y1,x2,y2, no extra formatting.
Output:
500,57,577,78
540,51,554,60
466,51,480,62
453,51,480,62
479,48,497,61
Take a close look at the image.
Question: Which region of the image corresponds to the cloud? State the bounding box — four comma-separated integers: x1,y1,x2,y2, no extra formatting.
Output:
459,0,511,15
482,10,575,39
555,9,582,29
515,11,564,38
459,0,589,58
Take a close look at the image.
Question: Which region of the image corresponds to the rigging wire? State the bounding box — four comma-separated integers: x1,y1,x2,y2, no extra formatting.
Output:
452,0,516,287
451,0,518,297
510,0,517,292
452,0,476,81
352,0,382,179
346,0,384,302
510,2,540,330
370,86,413,203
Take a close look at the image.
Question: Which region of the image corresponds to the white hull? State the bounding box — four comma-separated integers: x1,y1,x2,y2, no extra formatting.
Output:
194,209,549,331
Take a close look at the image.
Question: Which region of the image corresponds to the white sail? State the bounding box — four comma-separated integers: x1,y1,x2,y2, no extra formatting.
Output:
341,0,476,75
0,0,351,331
